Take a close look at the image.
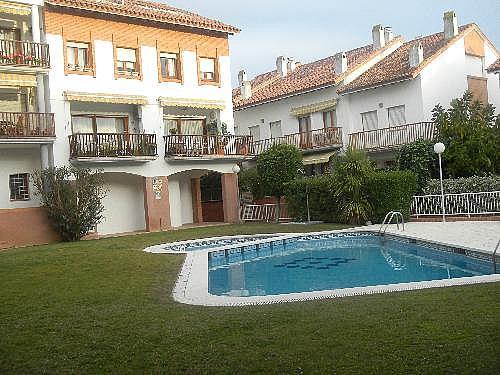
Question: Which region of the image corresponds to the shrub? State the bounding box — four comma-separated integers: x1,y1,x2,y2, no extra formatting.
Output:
32,166,107,241
432,91,500,177
364,170,418,223
238,167,264,199
330,149,375,224
423,175,500,195
397,139,438,192
285,175,337,222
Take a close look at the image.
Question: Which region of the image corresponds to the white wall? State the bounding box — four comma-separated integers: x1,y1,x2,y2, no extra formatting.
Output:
0,146,42,209
168,173,194,228
98,173,145,235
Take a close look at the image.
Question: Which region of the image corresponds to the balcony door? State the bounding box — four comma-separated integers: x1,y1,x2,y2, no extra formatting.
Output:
298,116,311,148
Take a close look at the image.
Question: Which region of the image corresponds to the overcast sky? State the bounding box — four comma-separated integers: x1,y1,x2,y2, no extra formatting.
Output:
162,0,500,87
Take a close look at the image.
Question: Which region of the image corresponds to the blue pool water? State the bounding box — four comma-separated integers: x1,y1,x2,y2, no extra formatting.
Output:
208,234,492,297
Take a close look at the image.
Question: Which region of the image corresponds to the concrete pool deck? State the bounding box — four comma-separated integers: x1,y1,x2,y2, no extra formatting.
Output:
164,222,500,306
377,221,500,255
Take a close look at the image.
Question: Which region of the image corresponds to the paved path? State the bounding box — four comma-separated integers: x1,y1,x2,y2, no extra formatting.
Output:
370,221,500,254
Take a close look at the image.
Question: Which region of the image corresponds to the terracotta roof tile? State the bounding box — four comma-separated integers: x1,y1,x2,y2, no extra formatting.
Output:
338,24,476,94
487,57,500,73
45,0,240,34
233,38,403,109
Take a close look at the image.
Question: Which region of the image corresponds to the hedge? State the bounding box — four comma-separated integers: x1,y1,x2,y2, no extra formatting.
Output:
364,170,418,223
423,175,500,195
285,170,417,224
285,175,338,222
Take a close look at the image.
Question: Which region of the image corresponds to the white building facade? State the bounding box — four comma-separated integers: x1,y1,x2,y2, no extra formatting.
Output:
1,0,247,248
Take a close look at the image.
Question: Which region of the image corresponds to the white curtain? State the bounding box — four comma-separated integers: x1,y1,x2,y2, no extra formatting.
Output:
66,46,76,66
96,117,124,133
361,111,378,131
71,116,93,133
200,57,215,73
116,48,136,62
388,105,406,127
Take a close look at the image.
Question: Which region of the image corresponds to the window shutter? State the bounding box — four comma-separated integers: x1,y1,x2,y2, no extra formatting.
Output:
67,42,89,49
249,125,260,141
200,57,215,72
361,111,378,130
388,105,406,127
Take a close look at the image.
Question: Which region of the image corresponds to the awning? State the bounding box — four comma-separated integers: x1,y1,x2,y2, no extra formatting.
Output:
302,151,336,165
64,91,148,105
290,99,337,117
0,1,31,15
0,72,37,87
158,96,225,110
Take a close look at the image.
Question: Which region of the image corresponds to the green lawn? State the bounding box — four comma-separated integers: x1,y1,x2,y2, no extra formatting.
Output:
1,223,499,374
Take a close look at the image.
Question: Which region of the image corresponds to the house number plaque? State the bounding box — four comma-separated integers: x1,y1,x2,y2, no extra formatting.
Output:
152,177,163,200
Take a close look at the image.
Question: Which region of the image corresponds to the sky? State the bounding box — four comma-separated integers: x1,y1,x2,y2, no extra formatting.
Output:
161,0,500,87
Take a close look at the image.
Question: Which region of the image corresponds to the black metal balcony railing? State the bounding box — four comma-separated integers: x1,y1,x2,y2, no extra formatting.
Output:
69,133,157,159
348,122,436,151
0,112,55,137
253,127,343,155
165,134,254,157
0,39,50,68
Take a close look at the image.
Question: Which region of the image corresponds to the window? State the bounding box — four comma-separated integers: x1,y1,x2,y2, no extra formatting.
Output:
71,115,127,134
361,110,378,131
269,121,282,138
467,76,488,104
159,52,180,80
66,41,92,72
0,27,19,41
116,47,139,77
9,173,30,201
164,117,205,135
298,116,311,147
387,105,406,127
249,125,260,141
323,110,336,128
199,57,217,82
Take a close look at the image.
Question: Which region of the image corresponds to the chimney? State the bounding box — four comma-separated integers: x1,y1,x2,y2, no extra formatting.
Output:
241,81,252,100
409,43,424,68
384,26,394,44
276,56,287,77
287,57,297,72
334,52,348,74
237,70,247,86
372,24,385,50
443,11,458,39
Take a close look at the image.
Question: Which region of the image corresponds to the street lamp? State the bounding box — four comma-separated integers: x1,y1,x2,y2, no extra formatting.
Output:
433,142,446,222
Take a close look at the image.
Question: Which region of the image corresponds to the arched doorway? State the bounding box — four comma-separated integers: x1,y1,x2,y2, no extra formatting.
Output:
200,172,224,222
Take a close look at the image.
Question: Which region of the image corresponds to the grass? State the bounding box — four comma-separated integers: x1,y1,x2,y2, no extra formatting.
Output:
1,223,499,374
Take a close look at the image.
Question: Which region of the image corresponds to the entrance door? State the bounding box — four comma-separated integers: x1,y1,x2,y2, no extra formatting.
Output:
200,172,224,222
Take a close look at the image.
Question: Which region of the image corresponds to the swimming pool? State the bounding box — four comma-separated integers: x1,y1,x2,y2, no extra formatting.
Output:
165,229,500,306
208,234,492,297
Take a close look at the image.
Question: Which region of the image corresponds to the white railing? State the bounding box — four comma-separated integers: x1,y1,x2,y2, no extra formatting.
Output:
240,204,291,222
411,191,500,218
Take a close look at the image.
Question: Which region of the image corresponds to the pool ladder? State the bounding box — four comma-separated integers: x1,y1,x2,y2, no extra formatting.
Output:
493,239,500,273
379,211,405,235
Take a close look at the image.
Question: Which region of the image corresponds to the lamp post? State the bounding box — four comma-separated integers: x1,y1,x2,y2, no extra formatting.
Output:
299,168,311,223
433,142,446,222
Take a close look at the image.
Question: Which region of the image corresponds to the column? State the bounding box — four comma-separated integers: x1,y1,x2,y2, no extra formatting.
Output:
191,177,203,223
221,173,240,224
31,5,46,113
143,176,171,232
31,5,41,43
40,143,53,169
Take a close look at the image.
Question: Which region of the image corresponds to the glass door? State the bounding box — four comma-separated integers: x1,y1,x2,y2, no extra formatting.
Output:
298,116,311,148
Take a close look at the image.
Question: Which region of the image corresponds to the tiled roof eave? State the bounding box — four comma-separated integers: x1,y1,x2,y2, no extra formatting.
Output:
338,75,413,95
45,1,240,34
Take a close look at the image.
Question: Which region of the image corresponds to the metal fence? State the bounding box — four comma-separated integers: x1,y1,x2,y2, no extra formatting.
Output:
411,191,500,218
240,204,291,222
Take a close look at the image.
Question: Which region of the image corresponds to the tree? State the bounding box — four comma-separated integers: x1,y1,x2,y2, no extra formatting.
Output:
256,144,302,219
238,166,265,199
397,139,438,192
432,91,500,177
330,148,375,224
32,166,107,241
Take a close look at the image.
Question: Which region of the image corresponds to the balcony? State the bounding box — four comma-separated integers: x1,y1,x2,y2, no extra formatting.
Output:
0,112,55,142
0,40,50,69
165,134,254,159
349,122,436,152
253,127,343,155
69,133,157,162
